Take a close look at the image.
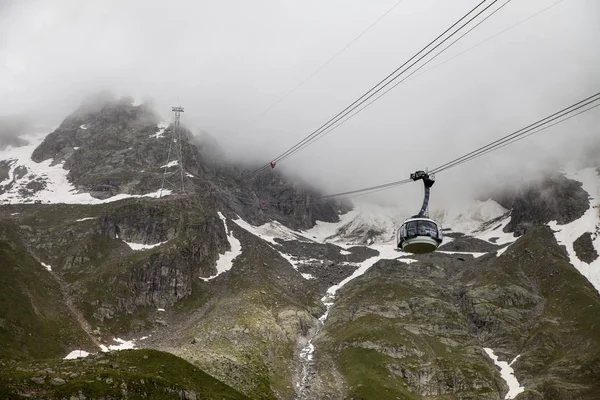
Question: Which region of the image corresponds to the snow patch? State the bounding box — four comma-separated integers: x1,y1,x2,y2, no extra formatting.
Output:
548,167,600,293
233,217,311,245
104,338,136,351
0,132,172,205
124,240,168,251
150,122,169,139
41,262,52,272
64,350,90,360
483,348,524,399
340,250,351,256
76,217,96,222
473,215,517,246
160,160,178,169
434,199,508,235
437,251,487,258
157,308,165,312
325,244,414,299
79,124,88,130
201,212,242,281
496,245,511,257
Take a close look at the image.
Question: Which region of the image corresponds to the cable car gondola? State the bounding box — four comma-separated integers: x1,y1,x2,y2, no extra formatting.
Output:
397,171,443,254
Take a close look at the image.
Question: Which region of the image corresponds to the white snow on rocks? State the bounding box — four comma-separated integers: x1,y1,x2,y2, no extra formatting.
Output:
434,199,508,235
150,122,169,139
548,167,600,293
496,245,512,257
473,215,517,246
233,218,311,245
325,244,416,300
437,251,487,258
76,217,96,222
41,262,52,272
64,350,91,360
65,335,151,360
201,212,242,281
160,160,179,169
124,240,168,251
0,132,172,205
483,348,524,399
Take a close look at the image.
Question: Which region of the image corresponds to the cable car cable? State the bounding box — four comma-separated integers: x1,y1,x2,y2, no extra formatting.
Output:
434,101,600,172
252,0,497,174
310,92,600,200
429,92,600,174
274,0,514,159
250,0,501,175
251,0,407,122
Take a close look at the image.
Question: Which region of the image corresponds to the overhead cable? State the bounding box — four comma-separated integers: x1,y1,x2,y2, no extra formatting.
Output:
251,0,504,175
276,0,514,159
312,92,600,200
251,0,407,121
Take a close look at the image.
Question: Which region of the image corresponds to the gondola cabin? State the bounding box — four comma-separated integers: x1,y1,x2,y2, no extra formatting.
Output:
396,170,443,254
397,217,443,254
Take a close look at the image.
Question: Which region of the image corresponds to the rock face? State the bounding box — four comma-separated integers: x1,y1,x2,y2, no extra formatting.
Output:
308,227,600,400
31,96,200,199
494,174,589,235
573,232,599,263
311,256,506,399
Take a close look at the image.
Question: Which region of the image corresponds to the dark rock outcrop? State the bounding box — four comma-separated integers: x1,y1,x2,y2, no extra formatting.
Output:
493,174,589,235
573,232,599,264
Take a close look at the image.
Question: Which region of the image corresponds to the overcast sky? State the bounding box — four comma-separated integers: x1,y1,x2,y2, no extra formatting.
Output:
1,0,599,207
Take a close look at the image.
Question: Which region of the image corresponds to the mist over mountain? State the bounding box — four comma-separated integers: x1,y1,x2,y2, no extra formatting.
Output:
1,1,600,399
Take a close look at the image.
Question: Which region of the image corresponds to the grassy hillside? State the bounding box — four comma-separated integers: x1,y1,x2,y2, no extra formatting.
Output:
313,258,505,399
0,221,94,360
0,349,249,399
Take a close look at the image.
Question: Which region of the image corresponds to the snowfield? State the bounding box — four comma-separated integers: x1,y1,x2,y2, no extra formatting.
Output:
124,240,169,251
0,132,172,205
548,167,600,294
201,212,242,281
484,348,525,399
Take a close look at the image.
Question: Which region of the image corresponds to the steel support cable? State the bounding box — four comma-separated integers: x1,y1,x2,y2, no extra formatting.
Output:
435,100,600,172
317,178,413,199
253,0,498,174
410,0,567,83
429,92,600,174
276,0,513,158
251,0,407,122
250,0,494,175
233,99,600,207
304,93,600,201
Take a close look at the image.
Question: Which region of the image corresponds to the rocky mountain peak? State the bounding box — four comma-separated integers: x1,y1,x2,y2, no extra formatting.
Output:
492,172,590,236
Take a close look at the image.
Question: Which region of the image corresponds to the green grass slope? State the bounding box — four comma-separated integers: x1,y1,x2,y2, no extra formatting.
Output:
0,221,94,360
313,259,504,400
0,349,249,399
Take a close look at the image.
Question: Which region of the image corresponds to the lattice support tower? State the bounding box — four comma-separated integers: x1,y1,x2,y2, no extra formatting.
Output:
160,106,185,197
